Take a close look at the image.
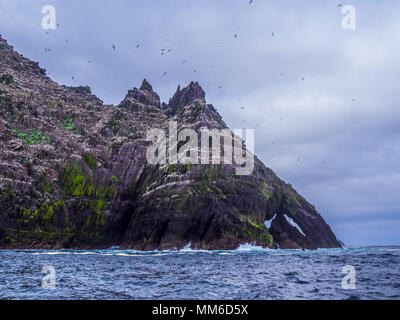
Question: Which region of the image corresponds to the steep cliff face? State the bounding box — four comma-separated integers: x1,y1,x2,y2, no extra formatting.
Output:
0,35,341,250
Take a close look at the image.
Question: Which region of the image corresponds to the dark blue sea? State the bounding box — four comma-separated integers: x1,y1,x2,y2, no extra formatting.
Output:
0,245,399,300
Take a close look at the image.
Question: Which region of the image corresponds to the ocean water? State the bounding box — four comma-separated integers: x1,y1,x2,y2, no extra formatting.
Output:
0,245,399,300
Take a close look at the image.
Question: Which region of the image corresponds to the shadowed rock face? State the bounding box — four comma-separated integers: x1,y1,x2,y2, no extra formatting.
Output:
0,35,341,250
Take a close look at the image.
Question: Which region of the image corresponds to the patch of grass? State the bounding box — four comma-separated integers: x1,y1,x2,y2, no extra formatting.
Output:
61,162,117,201
63,118,75,131
0,185,15,199
261,182,272,201
185,162,191,173
141,180,148,195
110,175,120,183
41,178,52,193
13,129,51,145
83,153,96,172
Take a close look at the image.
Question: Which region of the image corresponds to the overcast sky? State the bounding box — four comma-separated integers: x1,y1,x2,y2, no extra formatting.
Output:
1,0,399,245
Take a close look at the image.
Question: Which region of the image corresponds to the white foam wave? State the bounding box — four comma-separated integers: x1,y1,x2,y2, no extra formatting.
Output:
236,243,272,252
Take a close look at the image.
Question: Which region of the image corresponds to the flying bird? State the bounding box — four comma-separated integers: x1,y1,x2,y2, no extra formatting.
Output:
249,0,253,4
234,33,238,38
162,72,167,76
112,44,116,50
136,44,140,48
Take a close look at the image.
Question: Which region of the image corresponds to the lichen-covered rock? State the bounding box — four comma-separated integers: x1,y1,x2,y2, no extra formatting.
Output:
0,35,341,250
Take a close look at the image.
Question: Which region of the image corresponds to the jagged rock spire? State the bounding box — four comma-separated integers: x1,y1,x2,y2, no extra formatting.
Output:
123,79,161,108
168,81,206,114
139,78,153,92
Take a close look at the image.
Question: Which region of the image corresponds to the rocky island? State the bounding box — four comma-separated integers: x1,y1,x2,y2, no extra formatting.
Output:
0,35,341,250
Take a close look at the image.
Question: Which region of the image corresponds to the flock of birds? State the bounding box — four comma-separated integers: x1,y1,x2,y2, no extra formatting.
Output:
36,0,282,84
25,1,355,164
37,1,350,91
